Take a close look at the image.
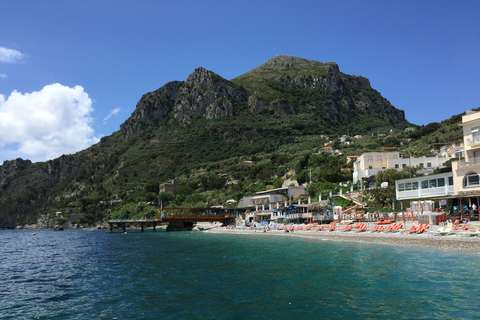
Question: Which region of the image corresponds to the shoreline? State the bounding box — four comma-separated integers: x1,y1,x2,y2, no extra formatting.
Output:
206,224,480,253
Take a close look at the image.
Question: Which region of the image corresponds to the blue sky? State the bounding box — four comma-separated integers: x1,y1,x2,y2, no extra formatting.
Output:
0,0,479,163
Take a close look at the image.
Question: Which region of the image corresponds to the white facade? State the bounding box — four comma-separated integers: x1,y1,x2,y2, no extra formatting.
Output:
353,152,401,183
395,173,454,200
353,151,450,184
452,109,480,196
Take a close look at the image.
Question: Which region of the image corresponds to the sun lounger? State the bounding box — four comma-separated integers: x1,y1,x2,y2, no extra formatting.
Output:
431,226,453,236
353,223,367,232
368,225,381,232
399,225,417,234
340,225,353,231
454,224,471,236
315,225,324,231
327,223,337,231
415,224,429,234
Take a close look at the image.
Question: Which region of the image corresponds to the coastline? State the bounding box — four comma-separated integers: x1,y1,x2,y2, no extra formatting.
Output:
206,223,480,253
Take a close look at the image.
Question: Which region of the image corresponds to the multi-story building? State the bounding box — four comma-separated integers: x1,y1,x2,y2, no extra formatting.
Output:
395,109,480,209
452,110,480,196
353,152,449,184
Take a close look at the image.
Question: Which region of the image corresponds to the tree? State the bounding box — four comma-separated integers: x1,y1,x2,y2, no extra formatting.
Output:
158,192,174,206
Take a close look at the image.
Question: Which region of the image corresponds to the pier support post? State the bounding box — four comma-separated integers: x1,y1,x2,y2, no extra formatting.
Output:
122,223,126,233
141,222,144,232
153,223,156,232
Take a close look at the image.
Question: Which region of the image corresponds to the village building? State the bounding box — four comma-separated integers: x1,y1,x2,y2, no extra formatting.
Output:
353,151,450,185
159,180,179,196
395,109,480,210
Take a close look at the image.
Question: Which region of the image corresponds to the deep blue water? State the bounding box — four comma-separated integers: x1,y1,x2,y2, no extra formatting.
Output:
1,229,480,320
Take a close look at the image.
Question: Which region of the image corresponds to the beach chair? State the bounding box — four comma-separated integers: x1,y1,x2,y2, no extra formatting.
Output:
384,224,396,232
327,223,337,231
315,225,324,231
399,225,417,234
431,225,453,236
415,224,429,234
338,225,353,231
454,224,470,236
391,223,403,232
353,223,367,232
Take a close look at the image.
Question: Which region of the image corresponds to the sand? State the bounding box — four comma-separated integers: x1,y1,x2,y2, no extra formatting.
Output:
206,222,480,253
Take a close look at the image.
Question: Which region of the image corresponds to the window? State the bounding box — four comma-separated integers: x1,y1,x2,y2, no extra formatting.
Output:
472,127,480,144
405,182,412,191
448,176,454,185
377,156,382,161
398,183,405,191
402,164,407,168
412,182,419,190
429,179,437,188
421,180,428,189
464,172,480,187
438,178,445,187
368,166,372,169
395,164,399,169
427,162,432,168
419,163,424,168
368,156,373,161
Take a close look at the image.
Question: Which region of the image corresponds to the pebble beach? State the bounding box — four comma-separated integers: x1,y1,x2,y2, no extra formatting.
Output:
207,222,480,253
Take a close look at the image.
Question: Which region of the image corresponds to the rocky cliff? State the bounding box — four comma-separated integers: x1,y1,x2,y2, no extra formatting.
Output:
120,56,406,142
120,68,248,139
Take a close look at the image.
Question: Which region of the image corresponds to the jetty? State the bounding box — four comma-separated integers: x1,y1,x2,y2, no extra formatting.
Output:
107,207,236,232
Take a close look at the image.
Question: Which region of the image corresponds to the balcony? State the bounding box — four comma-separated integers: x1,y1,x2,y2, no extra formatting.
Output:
458,156,480,168
466,134,480,148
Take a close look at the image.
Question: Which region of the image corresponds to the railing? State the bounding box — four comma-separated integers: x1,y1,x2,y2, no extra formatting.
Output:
466,134,480,146
458,156,480,167
108,218,159,222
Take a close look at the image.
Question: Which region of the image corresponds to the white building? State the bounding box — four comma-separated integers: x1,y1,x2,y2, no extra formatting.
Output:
352,151,449,184
395,109,480,207
395,172,454,200
452,109,480,197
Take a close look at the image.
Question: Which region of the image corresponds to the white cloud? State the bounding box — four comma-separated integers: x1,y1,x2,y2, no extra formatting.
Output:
103,107,121,123
0,47,24,63
0,73,6,79
0,83,100,162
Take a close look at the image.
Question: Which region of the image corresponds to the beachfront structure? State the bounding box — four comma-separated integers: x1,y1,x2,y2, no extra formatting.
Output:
353,151,451,184
452,109,480,197
239,186,306,209
395,172,454,200
239,186,307,222
394,109,480,209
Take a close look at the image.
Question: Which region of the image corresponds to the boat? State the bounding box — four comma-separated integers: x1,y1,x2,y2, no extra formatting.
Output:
374,219,396,225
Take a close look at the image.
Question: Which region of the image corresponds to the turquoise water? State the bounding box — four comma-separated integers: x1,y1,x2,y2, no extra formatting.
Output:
1,229,480,319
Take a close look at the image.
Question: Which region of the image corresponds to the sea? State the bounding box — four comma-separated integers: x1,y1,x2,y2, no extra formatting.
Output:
1,229,480,320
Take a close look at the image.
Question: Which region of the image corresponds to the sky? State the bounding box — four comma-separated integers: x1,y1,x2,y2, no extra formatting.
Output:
0,0,479,164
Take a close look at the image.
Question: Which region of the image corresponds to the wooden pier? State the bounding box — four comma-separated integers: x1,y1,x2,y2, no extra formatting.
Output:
107,209,235,232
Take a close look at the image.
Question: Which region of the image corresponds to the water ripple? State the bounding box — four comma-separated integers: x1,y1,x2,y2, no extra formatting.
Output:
1,230,480,319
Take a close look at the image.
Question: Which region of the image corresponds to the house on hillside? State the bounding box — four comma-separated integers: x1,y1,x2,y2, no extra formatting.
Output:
159,180,179,196
353,152,451,184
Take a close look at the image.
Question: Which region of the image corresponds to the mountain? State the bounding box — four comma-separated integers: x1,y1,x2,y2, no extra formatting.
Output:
0,56,414,229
